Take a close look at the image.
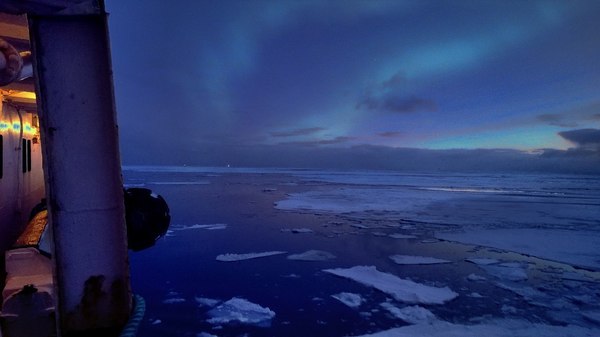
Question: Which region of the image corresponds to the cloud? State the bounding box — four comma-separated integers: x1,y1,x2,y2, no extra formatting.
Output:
378,131,402,138
280,136,355,147
380,72,406,89
536,114,579,127
558,128,600,149
358,93,437,114
270,127,326,137
589,113,600,121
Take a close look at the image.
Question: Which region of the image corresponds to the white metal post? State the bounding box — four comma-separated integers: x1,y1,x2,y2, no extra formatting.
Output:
29,12,131,336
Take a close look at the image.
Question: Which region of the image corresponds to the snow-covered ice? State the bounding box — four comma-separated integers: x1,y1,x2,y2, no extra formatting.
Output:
465,258,500,265
281,228,314,234
172,223,228,231
388,233,417,239
481,263,528,282
323,266,458,305
437,229,600,270
196,333,218,337
582,311,600,325
287,250,336,261
331,292,364,308
207,298,276,326
389,255,451,265
216,251,286,262
349,318,600,337
466,274,487,282
380,303,436,324
163,297,186,304
195,296,220,308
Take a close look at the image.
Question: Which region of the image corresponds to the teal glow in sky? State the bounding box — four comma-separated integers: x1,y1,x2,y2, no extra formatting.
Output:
107,0,600,172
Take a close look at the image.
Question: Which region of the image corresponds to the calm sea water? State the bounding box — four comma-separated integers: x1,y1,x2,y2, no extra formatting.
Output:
122,167,600,337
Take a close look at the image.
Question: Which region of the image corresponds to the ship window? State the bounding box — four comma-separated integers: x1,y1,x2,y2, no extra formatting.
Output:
22,139,27,173
22,138,32,173
27,139,32,172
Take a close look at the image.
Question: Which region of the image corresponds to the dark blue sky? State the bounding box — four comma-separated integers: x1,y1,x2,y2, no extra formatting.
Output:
106,0,600,173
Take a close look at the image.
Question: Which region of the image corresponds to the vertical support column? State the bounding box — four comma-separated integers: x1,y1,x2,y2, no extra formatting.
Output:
29,13,131,336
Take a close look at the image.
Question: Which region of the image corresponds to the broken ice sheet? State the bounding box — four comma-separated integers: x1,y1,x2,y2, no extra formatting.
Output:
171,223,228,231
380,302,436,324
206,298,275,327
281,228,314,234
216,251,286,262
287,250,336,261
388,233,417,239
348,318,600,337
163,297,186,304
481,263,528,282
331,292,364,308
465,258,500,265
323,266,458,305
389,255,451,265
195,296,220,308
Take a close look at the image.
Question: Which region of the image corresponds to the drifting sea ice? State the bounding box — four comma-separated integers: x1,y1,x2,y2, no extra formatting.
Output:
162,297,186,304
206,298,276,326
388,233,417,239
437,228,600,270
582,311,600,325
466,258,528,282
196,333,218,337
172,223,228,231
348,318,600,337
281,228,314,233
195,296,220,308
380,303,436,324
287,250,336,261
323,266,458,305
331,292,364,308
465,258,500,265
389,255,451,265
481,263,528,282
216,251,286,262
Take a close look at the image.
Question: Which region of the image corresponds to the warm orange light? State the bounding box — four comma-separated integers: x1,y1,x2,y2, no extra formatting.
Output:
7,91,36,100
0,120,37,135
0,89,36,100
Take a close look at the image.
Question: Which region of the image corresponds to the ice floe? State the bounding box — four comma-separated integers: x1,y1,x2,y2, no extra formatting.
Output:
172,223,228,231
437,228,600,270
196,332,218,337
216,251,286,262
332,292,364,308
281,228,314,234
207,298,275,326
481,263,528,282
288,250,336,261
466,258,529,282
323,266,458,304
582,311,600,325
465,258,500,265
389,255,451,265
349,318,600,337
163,297,186,304
494,282,552,307
380,303,436,324
466,274,487,282
195,296,220,308
388,233,417,239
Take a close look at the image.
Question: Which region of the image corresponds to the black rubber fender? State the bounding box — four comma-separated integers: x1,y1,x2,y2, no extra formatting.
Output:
124,188,171,251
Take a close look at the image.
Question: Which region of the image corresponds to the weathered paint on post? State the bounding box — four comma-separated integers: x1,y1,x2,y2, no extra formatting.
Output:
29,12,131,336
